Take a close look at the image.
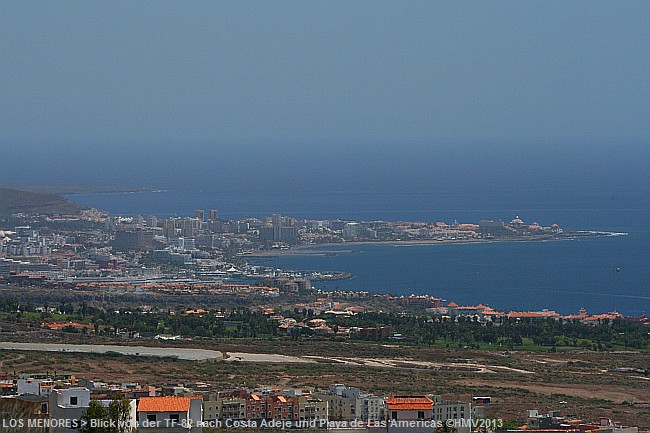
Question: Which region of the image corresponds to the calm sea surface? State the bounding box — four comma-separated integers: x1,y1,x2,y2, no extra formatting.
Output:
71,190,650,316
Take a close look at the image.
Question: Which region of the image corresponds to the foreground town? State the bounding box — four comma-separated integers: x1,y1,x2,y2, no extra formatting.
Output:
0,378,644,433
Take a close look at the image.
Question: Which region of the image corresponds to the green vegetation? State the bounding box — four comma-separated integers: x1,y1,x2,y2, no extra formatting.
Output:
319,311,650,351
1,296,647,352
80,392,131,433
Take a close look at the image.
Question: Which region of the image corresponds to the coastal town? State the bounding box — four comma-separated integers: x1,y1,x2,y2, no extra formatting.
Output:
0,189,648,432
0,192,617,291
0,199,637,327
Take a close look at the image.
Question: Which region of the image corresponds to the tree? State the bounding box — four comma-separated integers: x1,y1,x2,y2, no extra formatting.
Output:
437,421,456,433
80,400,109,433
79,393,131,433
107,392,132,433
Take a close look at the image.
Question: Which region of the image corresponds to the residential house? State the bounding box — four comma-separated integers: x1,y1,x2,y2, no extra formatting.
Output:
386,396,434,433
0,394,49,433
430,395,471,433
313,384,385,422
137,396,203,433
48,388,91,433
297,395,328,422
203,394,246,422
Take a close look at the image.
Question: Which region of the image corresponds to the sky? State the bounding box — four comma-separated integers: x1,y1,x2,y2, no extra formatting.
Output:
1,1,649,193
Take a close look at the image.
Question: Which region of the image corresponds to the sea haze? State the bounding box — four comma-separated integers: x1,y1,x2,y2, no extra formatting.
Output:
3,2,650,316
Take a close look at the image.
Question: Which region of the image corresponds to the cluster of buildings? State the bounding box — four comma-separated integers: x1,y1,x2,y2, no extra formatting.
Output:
0,212,569,284
477,216,563,238
105,211,488,258
0,375,642,433
271,314,388,339
0,211,356,287
0,227,60,256
524,410,640,433
327,216,563,243
0,376,476,433
441,303,624,325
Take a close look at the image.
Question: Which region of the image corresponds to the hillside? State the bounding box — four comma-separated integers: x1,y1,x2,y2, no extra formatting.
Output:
0,186,86,216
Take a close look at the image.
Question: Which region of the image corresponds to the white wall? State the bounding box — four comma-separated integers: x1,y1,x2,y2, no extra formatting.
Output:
138,410,190,432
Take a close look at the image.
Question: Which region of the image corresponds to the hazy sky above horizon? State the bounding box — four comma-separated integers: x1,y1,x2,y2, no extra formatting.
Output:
1,1,649,192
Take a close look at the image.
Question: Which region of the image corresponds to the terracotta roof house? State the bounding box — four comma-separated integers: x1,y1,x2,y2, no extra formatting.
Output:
137,396,203,432
386,396,433,421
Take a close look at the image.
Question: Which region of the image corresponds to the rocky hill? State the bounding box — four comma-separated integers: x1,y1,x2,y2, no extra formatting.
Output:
0,186,86,216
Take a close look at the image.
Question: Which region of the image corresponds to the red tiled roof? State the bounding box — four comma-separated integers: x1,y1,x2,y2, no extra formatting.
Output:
386,396,432,411
508,311,560,318
585,313,621,321
138,397,190,412
43,322,88,330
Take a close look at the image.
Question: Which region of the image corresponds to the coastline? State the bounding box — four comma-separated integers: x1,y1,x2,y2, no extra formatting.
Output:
65,187,163,196
8,184,158,196
245,232,625,257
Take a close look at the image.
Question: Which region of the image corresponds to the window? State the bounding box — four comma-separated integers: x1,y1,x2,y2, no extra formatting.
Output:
392,411,398,419
418,411,425,419
147,414,157,422
69,396,78,406
169,413,180,422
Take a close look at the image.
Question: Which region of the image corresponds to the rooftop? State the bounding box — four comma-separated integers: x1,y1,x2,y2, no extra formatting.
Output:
137,396,190,413
386,396,433,411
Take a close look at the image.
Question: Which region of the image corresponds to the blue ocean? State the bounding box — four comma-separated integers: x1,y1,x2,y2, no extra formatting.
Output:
70,189,650,316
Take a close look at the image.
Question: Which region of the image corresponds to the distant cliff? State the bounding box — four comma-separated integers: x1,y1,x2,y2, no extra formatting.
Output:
0,187,86,216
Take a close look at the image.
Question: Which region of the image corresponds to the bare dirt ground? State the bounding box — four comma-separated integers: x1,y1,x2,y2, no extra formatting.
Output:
455,378,646,404
1,339,648,428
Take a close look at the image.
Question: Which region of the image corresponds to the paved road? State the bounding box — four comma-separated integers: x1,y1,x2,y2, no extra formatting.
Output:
0,342,224,360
